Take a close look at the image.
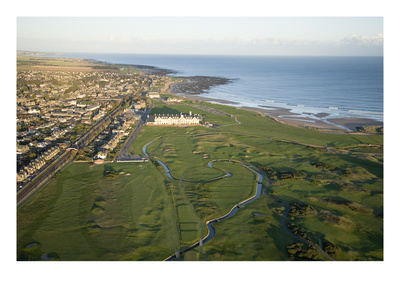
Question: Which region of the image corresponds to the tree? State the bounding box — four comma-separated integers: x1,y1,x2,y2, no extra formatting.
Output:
28,152,37,159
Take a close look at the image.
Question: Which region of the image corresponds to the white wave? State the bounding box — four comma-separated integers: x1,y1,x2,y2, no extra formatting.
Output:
348,110,383,115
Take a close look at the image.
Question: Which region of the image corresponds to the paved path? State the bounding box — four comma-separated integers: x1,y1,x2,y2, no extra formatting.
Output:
114,103,153,162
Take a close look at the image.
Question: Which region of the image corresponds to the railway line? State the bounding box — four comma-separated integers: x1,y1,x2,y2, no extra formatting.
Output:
17,149,77,208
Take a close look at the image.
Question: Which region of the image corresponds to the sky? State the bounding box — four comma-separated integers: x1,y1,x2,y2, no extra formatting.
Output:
17,16,383,56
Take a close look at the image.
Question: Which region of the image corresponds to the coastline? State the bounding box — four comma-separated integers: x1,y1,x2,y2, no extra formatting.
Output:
169,91,383,133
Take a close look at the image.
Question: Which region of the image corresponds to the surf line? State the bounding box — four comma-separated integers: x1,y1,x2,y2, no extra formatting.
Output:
142,137,263,261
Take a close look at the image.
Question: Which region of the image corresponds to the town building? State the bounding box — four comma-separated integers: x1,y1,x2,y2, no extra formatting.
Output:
147,92,160,99
94,151,107,160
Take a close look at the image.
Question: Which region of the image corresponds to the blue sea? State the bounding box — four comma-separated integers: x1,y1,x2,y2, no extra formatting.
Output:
50,53,383,122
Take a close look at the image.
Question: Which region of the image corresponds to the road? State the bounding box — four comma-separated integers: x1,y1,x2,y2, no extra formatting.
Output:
114,102,153,162
73,98,126,149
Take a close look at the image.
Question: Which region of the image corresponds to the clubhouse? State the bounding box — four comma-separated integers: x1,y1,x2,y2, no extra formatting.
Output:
147,112,202,126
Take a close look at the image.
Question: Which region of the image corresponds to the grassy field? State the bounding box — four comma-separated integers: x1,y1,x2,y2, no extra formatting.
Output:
17,99,383,261
17,55,123,72
17,162,179,260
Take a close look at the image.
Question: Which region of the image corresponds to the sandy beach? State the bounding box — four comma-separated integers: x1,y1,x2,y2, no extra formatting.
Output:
325,117,383,131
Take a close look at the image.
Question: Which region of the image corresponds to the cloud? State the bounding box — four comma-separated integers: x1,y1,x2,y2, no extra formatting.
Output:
17,32,384,56
107,35,132,43
341,33,383,46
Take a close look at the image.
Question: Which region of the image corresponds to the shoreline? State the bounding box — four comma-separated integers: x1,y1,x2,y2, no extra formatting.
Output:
174,93,383,133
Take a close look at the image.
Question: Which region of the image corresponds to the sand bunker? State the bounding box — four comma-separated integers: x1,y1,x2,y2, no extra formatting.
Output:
91,204,105,214
253,212,265,217
94,198,106,206
25,242,40,249
40,253,59,260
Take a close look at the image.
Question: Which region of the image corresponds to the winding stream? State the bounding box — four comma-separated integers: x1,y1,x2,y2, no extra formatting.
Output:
142,137,263,261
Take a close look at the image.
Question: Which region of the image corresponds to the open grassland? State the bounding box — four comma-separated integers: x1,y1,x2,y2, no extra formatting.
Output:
17,100,383,261
17,55,120,72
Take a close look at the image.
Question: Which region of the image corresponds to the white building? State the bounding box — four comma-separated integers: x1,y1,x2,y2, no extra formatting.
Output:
147,92,160,99
147,112,202,126
94,151,107,160
86,104,101,111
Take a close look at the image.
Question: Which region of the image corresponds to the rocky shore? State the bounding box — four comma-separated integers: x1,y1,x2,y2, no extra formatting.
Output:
131,64,234,96
129,64,177,76
170,76,233,95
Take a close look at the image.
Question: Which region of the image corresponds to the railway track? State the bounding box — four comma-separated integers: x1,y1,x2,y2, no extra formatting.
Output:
17,149,77,208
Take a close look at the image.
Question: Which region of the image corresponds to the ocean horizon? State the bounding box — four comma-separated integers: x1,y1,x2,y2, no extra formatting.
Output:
48,53,384,122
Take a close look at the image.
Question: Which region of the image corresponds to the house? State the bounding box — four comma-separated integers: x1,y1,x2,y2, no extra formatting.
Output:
16,144,30,155
28,108,40,114
133,100,146,110
86,104,100,111
17,169,28,182
94,151,107,160
147,92,160,99
42,146,60,161
64,99,77,106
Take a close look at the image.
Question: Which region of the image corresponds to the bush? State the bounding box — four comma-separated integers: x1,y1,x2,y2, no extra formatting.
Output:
104,170,118,180
310,161,336,171
259,166,307,180
287,223,308,240
259,166,277,180
289,202,317,218
287,243,320,260
323,241,340,257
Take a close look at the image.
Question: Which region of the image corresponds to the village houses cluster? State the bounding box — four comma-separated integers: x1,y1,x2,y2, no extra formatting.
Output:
92,108,142,161
17,69,150,185
17,146,60,182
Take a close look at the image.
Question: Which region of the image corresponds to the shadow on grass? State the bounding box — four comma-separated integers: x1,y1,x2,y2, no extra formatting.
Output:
150,106,181,115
